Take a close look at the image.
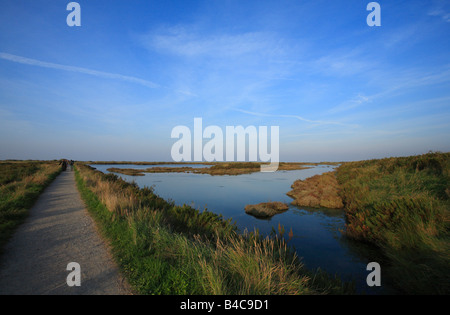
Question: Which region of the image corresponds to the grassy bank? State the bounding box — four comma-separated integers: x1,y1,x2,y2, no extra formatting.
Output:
75,163,353,295
336,152,449,294
0,161,61,255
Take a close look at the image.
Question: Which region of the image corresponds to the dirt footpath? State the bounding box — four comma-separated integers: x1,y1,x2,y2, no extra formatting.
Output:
0,170,132,295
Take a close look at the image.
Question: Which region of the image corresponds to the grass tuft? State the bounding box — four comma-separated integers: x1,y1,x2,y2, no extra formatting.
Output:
75,163,353,295
336,152,450,294
0,161,61,256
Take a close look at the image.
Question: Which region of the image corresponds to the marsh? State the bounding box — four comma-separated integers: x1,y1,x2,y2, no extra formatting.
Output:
92,163,397,294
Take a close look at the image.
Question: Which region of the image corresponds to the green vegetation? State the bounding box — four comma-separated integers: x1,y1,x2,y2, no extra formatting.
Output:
106,162,313,176
0,161,61,255
336,152,450,294
106,168,146,176
75,163,353,295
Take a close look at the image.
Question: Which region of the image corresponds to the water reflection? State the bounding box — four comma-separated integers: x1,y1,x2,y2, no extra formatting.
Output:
91,164,399,294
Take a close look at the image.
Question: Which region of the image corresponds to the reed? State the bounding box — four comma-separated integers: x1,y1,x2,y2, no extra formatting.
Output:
75,163,353,295
336,152,449,294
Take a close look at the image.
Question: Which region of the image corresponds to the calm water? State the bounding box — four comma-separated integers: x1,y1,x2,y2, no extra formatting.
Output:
92,164,398,294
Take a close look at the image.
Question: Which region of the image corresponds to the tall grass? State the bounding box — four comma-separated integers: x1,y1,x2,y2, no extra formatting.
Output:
75,163,353,295
336,152,449,294
0,161,61,255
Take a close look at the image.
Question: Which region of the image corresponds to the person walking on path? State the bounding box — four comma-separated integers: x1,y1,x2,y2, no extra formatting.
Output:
0,170,132,295
59,159,68,171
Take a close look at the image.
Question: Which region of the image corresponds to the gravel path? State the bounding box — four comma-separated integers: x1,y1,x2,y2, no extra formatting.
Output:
0,170,132,295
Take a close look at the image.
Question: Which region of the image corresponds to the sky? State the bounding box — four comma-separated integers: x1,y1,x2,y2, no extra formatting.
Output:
0,0,449,162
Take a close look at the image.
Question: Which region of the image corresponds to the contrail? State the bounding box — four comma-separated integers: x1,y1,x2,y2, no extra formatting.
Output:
0,52,160,89
234,108,358,127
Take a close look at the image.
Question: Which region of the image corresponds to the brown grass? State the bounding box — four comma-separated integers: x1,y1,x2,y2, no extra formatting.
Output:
0,161,61,255
75,164,352,294
106,162,313,177
106,168,145,176
287,171,344,209
245,202,289,218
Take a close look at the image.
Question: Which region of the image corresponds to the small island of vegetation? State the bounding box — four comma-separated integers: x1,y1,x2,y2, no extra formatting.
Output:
244,201,289,219
105,162,316,176
287,171,344,209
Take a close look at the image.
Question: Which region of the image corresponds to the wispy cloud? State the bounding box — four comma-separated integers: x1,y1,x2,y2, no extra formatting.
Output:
234,108,359,128
328,64,450,115
370,65,450,99
136,25,296,102
0,52,160,89
328,94,371,114
139,26,281,58
311,49,374,77
428,4,450,23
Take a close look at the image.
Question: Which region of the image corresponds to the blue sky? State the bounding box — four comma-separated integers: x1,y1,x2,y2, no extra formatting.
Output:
0,0,449,162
